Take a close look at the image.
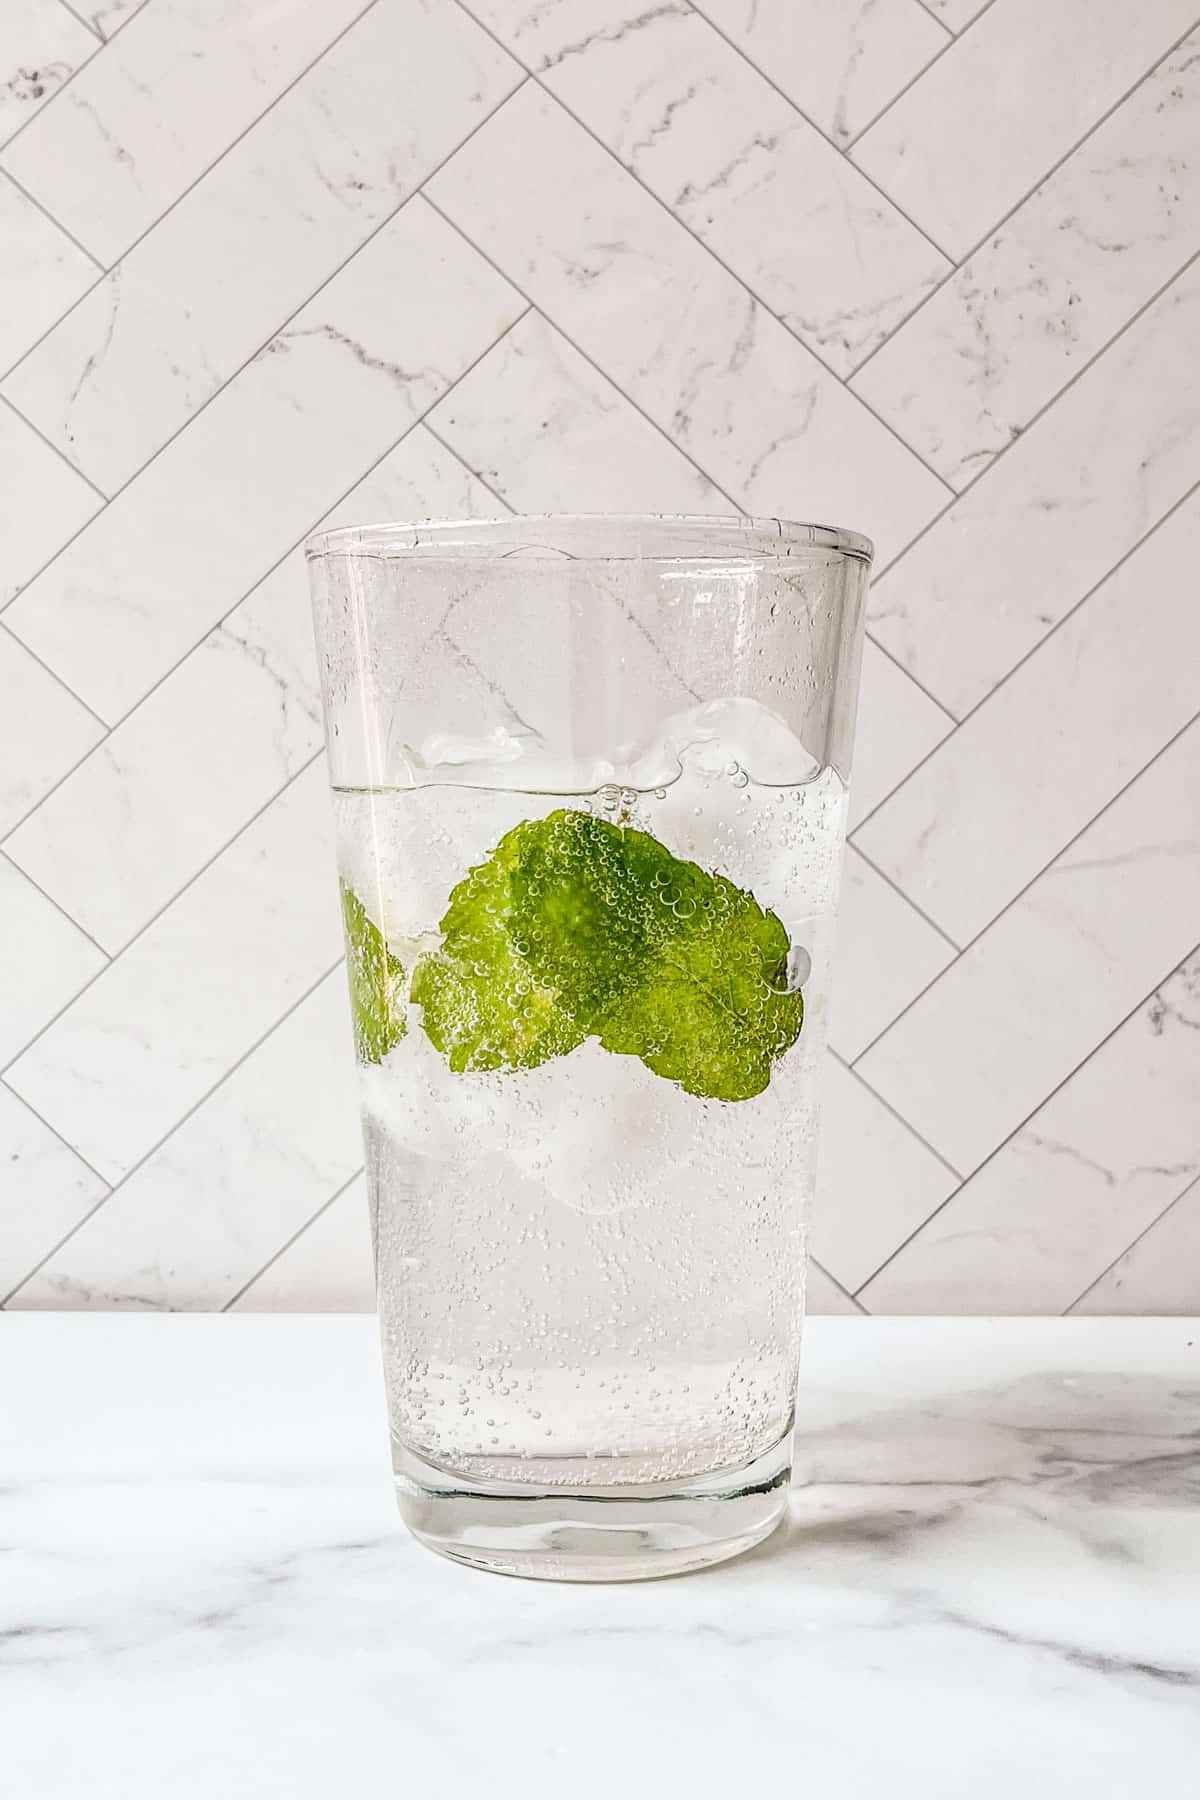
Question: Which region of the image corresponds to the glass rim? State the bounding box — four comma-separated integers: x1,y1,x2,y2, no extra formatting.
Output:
304,512,874,565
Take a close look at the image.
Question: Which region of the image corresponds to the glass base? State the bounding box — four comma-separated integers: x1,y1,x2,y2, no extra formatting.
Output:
392,1436,791,1581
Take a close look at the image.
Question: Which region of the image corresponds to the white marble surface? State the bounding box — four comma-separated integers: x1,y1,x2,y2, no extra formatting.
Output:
5,762,343,1183
868,255,1200,716
0,0,374,262
857,487,1200,943
854,28,1200,489
693,0,948,147
3,1314,1198,1797
0,0,99,148
468,0,950,374
851,0,1197,259
3,0,521,492
861,953,1200,1312
4,199,524,722
0,172,97,375
426,83,952,562
858,715,1200,1176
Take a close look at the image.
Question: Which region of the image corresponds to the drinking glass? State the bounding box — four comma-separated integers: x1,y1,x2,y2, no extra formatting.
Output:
307,515,871,1580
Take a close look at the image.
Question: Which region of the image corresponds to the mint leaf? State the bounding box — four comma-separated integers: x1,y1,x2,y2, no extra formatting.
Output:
511,813,803,1101
409,824,587,1073
340,881,406,1064
411,809,804,1101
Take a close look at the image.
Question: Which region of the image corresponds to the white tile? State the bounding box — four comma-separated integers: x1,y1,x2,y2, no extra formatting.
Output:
5,760,343,1183
853,32,1200,488
3,200,523,722
803,1257,862,1317
4,427,502,952
0,625,104,836
0,855,105,1068
2,0,520,491
847,637,954,830
231,1173,374,1313
861,955,1200,1315
0,0,374,262
851,0,1197,259
695,0,948,146
9,974,361,1311
812,1057,959,1292
0,400,100,602
856,491,1200,943
867,259,1200,716
0,0,98,147
1072,1178,1200,1315
0,173,96,374
829,848,956,1061
83,0,145,40
856,717,1200,1175
430,312,725,510
428,85,949,562
470,1,949,375
923,0,990,30
0,1081,107,1300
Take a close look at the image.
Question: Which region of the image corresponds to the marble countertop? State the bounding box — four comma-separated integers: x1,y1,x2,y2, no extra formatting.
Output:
4,1315,1198,1795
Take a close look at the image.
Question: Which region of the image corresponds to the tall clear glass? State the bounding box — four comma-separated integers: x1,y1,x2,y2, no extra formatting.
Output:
307,515,871,1580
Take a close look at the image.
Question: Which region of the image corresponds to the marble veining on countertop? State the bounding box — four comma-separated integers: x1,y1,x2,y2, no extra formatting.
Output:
3,1314,1198,1796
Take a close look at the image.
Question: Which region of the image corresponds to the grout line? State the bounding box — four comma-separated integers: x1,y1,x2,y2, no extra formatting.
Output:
0,0,379,163
0,0,386,385
849,939,1200,1298
0,389,106,501
860,242,1200,517
72,309,530,738
55,0,102,43
0,89,530,626
847,841,961,953
1,1187,114,1307
848,701,1200,1069
0,957,347,1307
863,233,1200,593
82,0,158,43
809,1257,868,1316
0,1071,111,1187
0,305,533,790
846,19,1200,384
830,1049,964,1183
0,7,113,159
843,0,1002,149
422,190,745,513
1063,1171,1200,1314
862,626,959,727
0,749,326,1078
420,419,518,514
223,1167,366,1311
449,2,959,499
0,165,104,271
0,617,109,731
686,0,955,265
849,476,1200,839
910,0,956,36
0,846,109,960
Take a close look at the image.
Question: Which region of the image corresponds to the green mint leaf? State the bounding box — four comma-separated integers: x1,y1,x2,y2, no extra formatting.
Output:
341,881,406,1064
413,809,803,1100
511,812,803,1102
409,824,587,1073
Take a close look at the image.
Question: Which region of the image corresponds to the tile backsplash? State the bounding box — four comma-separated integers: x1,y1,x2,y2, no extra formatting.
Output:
2,0,1197,1315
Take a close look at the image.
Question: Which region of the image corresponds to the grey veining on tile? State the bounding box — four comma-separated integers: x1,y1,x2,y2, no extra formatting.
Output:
854,30,1200,487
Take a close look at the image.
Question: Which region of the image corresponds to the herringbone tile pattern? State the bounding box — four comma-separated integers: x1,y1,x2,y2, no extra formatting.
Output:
2,0,1198,1314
